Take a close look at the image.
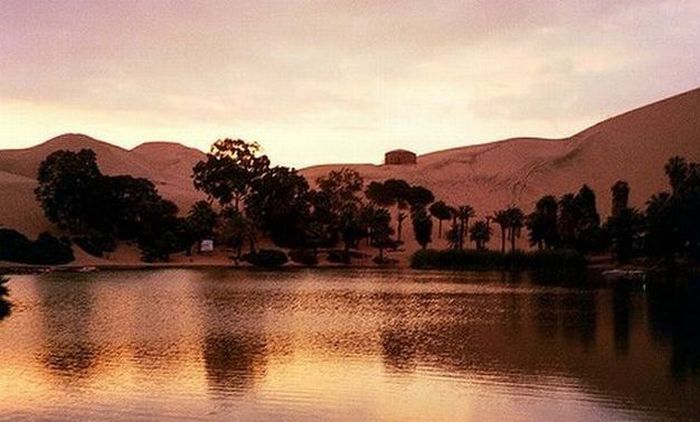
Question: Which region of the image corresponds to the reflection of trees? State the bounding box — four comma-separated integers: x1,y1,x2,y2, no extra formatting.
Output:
35,275,101,382
646,280,700,379
561,291,598,347
381,329,417,373
203,333,267,394
194,277,275,397
612,285,632,354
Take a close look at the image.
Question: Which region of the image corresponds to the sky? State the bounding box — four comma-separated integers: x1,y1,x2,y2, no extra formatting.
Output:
1,0,699,168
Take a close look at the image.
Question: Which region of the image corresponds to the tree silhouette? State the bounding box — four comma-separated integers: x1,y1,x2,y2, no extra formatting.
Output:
526,195,559,250
456,205,475,250
246,166,310,248
411,208,433,250
469,220,492,251
364,206,394,261
493,209,510,254
192,138,270,210
218,208,256,264
506,206,525,252
0,277,10,320
35,149,103,233
611,180,630,217
429,201,453,239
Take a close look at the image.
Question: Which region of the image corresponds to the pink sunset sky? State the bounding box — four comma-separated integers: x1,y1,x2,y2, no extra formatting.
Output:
1,0,699,167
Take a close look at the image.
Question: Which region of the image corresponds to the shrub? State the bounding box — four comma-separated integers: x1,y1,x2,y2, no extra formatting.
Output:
373,255,399,266
0,229,36,263
327,249,351,264
0,229,74,265
33,233,74,265
245,249,289,268
289,249,319,266
73,234,116,258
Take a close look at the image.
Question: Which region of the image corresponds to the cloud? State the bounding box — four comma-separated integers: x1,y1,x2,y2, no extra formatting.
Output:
0,0,699,166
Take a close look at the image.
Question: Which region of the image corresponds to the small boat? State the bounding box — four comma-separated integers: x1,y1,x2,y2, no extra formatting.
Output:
77,266,99,273
602,268,647,282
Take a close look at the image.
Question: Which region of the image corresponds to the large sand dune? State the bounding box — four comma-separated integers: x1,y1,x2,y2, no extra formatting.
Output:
0,134,206,235
1,88,699,242
303,87,700,220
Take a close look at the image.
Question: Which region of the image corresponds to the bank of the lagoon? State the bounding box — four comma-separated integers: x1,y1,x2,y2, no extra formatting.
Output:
1,269,699,421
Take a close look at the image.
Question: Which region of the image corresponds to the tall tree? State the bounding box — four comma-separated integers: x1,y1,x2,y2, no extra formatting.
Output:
245,166,311,248
456,205,475,250
35,149,103,233
429,201,453,239
611,180,630,217
526,195,559,250
493,209,510,254
469,220,492,251
411,208,433,250
366,206,394,261
506,206,525,252
192,138,270,210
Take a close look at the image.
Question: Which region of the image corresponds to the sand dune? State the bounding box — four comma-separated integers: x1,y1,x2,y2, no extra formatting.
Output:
303,88,700,220
0,88,699,243
0,135,205,235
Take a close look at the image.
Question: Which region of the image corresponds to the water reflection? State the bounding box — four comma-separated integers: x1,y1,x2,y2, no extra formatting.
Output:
34,275,102,382
0,270,698,421
646,278,700,379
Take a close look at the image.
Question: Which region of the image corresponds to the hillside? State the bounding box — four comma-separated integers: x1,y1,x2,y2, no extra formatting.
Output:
0,134,205,235
302,88,700,220
0,88,698,241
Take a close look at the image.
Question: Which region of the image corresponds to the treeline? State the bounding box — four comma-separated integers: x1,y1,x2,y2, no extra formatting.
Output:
8,136,698,269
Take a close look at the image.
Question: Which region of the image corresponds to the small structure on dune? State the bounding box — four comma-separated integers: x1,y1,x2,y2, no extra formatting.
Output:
385,149,417,165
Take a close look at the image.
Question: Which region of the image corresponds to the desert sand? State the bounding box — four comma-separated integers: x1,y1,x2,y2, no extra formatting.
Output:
1,88,699,265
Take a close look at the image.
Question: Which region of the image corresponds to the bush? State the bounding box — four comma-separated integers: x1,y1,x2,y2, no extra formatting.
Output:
327,249,351,264
245,249,289,268
73,234,116,258
0,229,35,263
33,233,75,265
410,248,586,271
289,249,319,266
0,229,74,265
373,255,399,266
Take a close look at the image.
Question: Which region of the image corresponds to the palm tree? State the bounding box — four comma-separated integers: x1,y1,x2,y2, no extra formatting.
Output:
506,206,525,252
664,156,688,195
493,209,510,254
429,201,453,239
611,181,630,217
469,220,492,251
456,205,475,250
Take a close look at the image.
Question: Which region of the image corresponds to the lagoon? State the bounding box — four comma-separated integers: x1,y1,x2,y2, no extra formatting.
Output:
0,269,698,421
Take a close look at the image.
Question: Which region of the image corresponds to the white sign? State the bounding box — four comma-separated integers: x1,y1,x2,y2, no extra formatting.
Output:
200,239,214,252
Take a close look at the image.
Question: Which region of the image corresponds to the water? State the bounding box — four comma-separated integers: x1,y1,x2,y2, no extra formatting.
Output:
0,269,698,421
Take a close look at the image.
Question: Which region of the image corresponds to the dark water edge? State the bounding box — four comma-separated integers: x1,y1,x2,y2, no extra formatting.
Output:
0,269,698,421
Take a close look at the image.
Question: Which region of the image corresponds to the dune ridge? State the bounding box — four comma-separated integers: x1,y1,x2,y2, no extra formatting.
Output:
1,88,699,239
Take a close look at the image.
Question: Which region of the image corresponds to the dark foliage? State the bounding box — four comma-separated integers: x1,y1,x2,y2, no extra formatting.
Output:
289,249,319,266
411,207,433,249
244,249,289,267
192,138,270,209
246,166,311,248
73,234,116,258
0,277,10,320
0,229,74,265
